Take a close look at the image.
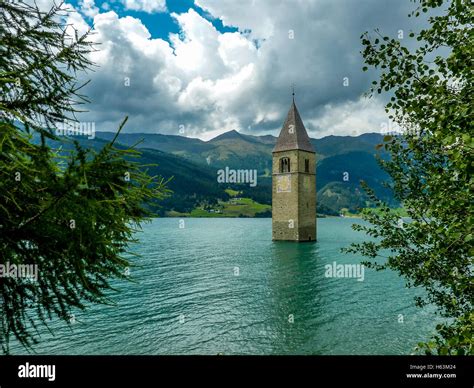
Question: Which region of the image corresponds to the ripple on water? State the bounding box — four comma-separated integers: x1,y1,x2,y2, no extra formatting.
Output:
8,218,439,355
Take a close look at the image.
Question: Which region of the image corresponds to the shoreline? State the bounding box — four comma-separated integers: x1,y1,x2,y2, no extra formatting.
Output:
151,215,363,219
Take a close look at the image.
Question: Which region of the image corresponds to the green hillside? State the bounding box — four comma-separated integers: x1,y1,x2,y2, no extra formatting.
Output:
95,131,215,166
45,136,230,215
316,151,397,213
169,196,272,218
54,130,396,216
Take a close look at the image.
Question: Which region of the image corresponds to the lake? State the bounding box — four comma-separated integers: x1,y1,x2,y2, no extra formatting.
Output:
9,218,439,355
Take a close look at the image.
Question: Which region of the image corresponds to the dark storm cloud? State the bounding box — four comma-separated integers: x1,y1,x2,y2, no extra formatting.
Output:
69,0,436,138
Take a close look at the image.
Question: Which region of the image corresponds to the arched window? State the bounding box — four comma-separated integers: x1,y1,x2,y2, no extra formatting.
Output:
280,157,290,173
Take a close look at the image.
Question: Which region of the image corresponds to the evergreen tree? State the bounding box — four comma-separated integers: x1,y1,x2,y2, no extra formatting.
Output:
0,1,168,353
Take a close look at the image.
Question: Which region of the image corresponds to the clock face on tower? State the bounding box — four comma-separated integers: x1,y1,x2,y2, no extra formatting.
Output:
276,174,291,193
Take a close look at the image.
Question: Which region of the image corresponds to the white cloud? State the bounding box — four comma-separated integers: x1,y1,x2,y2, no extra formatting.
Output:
218,32,257,72
120,0,167,13
308,97,388,138
194,0,275,40
79,0,99,18
21,0,90,37
65,14,90,39
23,0,427,139
170,9,227,76
75,7,261,137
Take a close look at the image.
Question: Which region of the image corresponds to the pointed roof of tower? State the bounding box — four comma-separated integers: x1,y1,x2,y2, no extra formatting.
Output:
273,99,314,153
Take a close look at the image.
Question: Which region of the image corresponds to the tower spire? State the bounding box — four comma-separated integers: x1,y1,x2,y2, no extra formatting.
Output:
291,83,295,102
273,95,314,153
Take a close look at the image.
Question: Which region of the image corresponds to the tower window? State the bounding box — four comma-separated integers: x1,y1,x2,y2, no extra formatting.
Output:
305,159,309,173
280,157,290,173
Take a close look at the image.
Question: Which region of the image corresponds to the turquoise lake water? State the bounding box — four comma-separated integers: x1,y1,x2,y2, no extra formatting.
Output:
9,218,439,355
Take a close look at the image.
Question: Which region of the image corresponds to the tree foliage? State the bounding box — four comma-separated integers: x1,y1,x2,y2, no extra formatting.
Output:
0,1,168,353
345,0,473,354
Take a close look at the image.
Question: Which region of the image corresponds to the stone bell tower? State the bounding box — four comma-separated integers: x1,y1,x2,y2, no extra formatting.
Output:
272,96,316,242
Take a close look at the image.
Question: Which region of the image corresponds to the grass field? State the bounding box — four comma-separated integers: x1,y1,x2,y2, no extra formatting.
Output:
166,196,271,218
340,207,409,217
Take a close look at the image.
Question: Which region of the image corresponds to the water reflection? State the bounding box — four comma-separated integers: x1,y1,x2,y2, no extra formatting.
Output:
7,218,438,355
268,241,324,354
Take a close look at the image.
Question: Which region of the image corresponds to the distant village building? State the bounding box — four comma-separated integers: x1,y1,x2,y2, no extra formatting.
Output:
272,96,316,241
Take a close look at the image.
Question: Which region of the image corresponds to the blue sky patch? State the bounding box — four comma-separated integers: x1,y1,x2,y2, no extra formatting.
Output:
69,0,238,41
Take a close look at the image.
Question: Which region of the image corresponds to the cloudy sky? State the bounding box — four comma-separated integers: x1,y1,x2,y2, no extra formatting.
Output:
36,0,430,140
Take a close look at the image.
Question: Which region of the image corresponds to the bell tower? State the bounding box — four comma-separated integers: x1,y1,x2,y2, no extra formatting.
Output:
272,95,316,241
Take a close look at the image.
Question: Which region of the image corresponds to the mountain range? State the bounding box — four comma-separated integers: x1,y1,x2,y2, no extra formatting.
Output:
89,130,395,216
